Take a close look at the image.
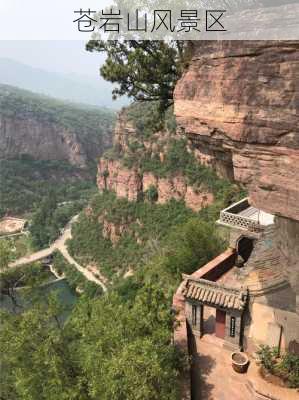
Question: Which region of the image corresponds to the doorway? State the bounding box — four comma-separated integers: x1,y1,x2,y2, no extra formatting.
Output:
237,237,254,263
215,309,226,339
203,307,216,334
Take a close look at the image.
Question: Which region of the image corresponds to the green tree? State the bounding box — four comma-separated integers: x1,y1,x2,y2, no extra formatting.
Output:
146,185,159,203
71,284,182,400
86,40,184,112
30,192,82,249
0,240,11,271
142,218,225,289
0,296,89,400
166,219,225,275
0,241,19,311
0,285,183,400
30,191,58,248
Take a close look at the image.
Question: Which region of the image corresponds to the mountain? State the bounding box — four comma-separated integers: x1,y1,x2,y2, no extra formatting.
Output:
0,84,115,215
0,84,115,166
0,58,129,110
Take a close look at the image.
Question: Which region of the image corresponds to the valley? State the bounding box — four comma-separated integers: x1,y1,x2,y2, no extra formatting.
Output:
0,38,298,400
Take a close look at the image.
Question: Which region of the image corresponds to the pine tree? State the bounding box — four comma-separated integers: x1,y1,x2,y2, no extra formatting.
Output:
86,40,185,112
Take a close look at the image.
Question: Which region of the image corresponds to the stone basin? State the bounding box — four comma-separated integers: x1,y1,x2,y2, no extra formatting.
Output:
231,352,249,373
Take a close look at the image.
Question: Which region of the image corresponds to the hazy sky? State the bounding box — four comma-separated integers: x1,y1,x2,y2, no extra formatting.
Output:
0,41,105,79
0,0,111,78
0,0,113,40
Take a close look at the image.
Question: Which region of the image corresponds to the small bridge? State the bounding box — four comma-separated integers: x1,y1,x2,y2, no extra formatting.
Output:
10,247,55,268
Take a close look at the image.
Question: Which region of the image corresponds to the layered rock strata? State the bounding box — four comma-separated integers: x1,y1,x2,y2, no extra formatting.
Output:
174,40,299,323
97,109,214,212
174,40,299,221
0,116,88,167
97,159,214,212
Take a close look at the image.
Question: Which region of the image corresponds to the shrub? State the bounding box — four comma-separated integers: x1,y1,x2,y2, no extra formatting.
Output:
276,352,299,388
103,147,120,161
257,345,299,388
102,169,109,179
257,345,279,373
164,106,177,134
69,193,195,279
126,102,163,138
145,185,158,203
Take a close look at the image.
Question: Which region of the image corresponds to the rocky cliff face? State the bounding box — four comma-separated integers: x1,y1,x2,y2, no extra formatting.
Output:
0,84,114,169
97,110,214,212
175,40,299,316
0,114,113,169
0,115,88,167
174,41,299,222
98,158,213,212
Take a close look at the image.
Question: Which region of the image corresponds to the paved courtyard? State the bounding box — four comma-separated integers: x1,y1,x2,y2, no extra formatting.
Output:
190,335,252,400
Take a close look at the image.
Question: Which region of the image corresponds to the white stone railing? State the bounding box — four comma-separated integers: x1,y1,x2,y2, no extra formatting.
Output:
219,211,262,232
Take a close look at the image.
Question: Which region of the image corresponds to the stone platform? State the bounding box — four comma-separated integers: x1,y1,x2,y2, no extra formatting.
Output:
190,334,298,400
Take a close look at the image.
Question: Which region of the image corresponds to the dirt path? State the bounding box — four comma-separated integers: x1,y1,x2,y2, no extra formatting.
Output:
9,216,107,293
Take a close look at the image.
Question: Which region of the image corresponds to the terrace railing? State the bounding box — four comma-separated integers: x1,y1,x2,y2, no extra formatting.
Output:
219,211,262,232
218,198,263,232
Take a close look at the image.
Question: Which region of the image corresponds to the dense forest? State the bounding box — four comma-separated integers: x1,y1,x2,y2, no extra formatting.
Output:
0,195,239,400
0,157,96,216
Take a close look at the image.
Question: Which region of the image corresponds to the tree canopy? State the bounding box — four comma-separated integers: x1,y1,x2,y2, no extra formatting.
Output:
0,240,10,271
0,284,183,400
86,40,185,111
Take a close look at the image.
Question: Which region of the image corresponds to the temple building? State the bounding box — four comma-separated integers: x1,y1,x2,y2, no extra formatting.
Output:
175,198,299,353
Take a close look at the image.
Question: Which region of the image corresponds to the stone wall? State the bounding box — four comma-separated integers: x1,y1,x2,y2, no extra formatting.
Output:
191,248,236,282
275,216,299,314
173,283,191,400
226,223,299,352
245,301,299,354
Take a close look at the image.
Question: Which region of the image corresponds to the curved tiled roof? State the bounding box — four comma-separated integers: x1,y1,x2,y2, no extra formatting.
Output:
182,275,248,312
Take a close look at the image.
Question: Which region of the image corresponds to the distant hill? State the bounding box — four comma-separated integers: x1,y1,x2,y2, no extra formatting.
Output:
0,58,129,110
0,84,115,215
0,83,115,166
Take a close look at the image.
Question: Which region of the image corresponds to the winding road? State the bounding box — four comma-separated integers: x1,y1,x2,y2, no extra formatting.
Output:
9,216,107,293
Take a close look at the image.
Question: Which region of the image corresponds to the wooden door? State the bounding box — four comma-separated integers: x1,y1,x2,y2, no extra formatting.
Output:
215,309,226,339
